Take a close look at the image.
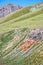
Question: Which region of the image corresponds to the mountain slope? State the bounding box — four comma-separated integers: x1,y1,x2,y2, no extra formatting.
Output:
0,4,22,18
0,8,43,34
0,2,43,65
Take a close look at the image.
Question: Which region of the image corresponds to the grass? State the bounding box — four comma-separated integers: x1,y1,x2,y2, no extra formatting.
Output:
0,3,43,65
0,8,43,34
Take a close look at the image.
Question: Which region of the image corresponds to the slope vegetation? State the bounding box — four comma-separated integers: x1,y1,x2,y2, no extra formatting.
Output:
0,3,43,65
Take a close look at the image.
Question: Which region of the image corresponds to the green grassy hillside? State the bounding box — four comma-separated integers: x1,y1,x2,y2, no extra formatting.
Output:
0,8,43,34
0,3,43,65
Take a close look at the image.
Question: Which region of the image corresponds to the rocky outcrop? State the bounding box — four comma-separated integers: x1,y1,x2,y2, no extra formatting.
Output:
29,29,43,41
0,4,22,18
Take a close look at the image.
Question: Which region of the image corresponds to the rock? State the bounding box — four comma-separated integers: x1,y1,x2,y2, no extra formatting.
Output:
29,29,43,41
0,4,22,18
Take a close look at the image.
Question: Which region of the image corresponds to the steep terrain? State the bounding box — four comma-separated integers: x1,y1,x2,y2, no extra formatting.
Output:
0,4,22,18
0,2,43,65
